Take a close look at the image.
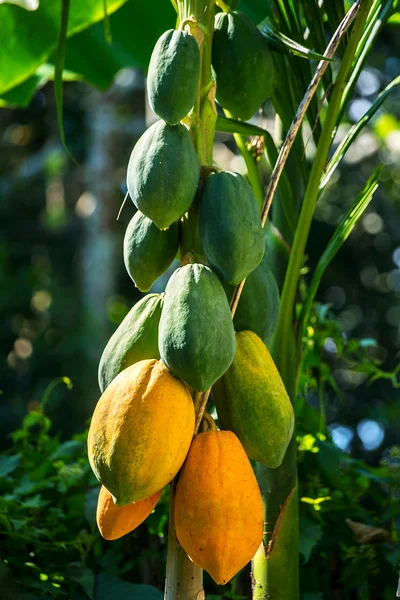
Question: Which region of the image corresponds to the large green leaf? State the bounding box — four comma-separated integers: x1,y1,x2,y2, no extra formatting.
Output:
0,0,127,95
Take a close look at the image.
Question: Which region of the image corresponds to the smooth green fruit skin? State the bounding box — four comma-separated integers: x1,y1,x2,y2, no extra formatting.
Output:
126,120,200,230
159,264,236,392
147,29,200,125
226,236,280,344
199,171,264,285
98,294,162,393
124,211,179,292
213,331,294,469
212,11,274,120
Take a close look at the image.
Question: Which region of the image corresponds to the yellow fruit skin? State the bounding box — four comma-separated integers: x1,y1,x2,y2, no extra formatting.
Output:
213,330,294,468
88,359,195,506
174,430,264,585
96,485,161,540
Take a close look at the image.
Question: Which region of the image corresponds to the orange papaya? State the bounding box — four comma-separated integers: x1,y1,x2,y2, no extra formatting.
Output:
96,485,161,540
88,359,194,505
174,430,264,585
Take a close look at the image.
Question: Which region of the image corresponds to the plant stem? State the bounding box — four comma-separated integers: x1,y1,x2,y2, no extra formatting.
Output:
253,4,369,599
165,486,204,600
165,3,216,599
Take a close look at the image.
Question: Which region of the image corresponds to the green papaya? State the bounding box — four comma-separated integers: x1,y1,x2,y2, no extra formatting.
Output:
213,331,294,468
147,29,200,125
199,171,264,285
98,294,162,393
212,11,274,120
126,120,200,230
124,211,179,292
159,264,236,391
225,236,280,344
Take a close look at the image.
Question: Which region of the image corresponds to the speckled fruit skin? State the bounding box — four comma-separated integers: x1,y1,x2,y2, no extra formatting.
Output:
123,211,179,293
212,11,274,120
159,264,236,391
126,120,200,230
147,29,200,125
88,359,195,506
213,331,294,468
199,171,265,285
96,485,162,540
174,430,264,585
98,294,162,393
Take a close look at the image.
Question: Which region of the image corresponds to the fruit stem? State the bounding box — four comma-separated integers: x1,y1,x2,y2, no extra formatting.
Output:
164,486,204,600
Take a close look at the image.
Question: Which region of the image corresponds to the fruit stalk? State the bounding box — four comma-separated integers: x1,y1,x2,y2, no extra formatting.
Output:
164,1,216,598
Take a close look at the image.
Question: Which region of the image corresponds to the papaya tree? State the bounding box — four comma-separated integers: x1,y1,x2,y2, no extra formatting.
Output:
1,0,399,599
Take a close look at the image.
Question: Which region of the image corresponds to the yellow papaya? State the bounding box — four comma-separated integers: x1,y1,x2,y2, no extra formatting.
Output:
174,430,264,585
88,359,194,505
96,485,161,541
213,331,294,468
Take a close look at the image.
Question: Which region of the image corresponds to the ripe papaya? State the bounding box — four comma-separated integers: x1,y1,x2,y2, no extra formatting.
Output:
97,485,161,541
174,430,264,585
226,236,280,344
124,211,179,292
98,294,162,393
88,359,194,505
159,264,236,391
147,29,200,125
213,331,294,468
126,120,200,230
199,171,264,285
212,11,274,120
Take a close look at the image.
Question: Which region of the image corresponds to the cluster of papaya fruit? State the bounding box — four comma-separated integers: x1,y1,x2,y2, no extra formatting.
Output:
87,6,293,587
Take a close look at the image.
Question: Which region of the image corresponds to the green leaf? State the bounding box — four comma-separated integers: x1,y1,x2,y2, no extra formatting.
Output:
54,0,73,158
258,17,335,61
0,454,22,477
0,0,38,8
321,76,400,191
0,0,128,95
298,166,383,361
95,575,163,600
50,440,85,461
299,515,322,563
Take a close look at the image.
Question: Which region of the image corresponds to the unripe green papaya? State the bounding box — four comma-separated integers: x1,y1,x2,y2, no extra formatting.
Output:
213,331,294,468
124,211,179,292
159,264,236,391
147,29,200,125
226,236,280,344
199,171,264,285
212,11,274,120
98,294,162,393
126,120,200,230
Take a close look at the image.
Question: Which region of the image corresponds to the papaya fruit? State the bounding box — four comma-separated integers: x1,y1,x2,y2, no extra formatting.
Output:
147,29,200,125
199,171,264,285
98,294,162,393
124,211,179,292
159,264,236,391
88,359,194,505
225,236,280,343
126,120,200,230
212,11,274,120
174,429,264,585
213,331,294,468
97,485,161,541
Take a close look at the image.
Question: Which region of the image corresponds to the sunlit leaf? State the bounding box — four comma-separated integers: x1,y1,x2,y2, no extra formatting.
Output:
298,166,383,360
321,76,400,191
0,0,38,9
258,18,335,61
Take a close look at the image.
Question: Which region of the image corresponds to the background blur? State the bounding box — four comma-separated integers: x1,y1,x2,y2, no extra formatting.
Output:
0,3,399,599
